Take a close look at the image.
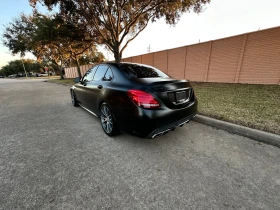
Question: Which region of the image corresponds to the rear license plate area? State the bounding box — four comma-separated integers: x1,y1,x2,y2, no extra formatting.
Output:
176,91,187,103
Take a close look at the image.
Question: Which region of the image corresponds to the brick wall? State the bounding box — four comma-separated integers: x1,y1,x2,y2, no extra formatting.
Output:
65,26,280,84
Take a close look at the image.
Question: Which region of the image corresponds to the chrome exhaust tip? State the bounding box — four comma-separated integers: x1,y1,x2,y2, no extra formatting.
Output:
151,118,192,139
151,129,171,138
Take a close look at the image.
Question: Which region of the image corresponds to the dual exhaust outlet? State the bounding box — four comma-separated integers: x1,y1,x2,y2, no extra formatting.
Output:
151,119,190,139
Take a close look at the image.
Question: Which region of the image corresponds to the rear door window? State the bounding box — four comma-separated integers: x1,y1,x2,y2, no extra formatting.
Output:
83,66,98,82
103,68,113,81
93,65,108,81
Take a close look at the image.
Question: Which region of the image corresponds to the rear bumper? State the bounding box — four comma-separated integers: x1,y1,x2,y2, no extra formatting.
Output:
147,112,197,138
114,98,198,138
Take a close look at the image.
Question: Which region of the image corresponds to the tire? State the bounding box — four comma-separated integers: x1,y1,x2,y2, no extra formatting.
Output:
71,90,78,107
100,103,118,136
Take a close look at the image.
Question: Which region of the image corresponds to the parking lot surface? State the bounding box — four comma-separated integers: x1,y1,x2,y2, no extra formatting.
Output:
0,79,280,210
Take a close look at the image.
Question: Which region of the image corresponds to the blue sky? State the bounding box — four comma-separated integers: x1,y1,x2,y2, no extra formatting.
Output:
0,0,32,67
1,0,280,66
0,0,48,67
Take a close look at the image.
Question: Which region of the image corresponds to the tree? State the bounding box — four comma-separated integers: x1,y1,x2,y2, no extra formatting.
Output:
35,13,95,78
33,13,73,79
69,46,105,67
0,59,43,76
2,13,105,79
2,14,35,57
29,0,210,63
2,14,68,79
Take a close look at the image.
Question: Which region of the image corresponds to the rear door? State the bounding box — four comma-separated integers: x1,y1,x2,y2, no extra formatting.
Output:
86,65,113,114
74,66,97,107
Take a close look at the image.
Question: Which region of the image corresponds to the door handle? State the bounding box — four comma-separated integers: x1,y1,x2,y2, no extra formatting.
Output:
98,85,103,89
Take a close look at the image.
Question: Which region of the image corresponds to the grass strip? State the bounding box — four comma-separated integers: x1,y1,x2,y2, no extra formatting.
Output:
47,78,75,86
192,82,280,135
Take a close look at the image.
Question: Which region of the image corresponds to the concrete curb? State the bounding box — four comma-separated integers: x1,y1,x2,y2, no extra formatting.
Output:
194,115,280,148
45,80,72,86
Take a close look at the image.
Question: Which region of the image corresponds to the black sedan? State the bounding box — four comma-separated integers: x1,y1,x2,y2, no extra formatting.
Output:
70,62,197,138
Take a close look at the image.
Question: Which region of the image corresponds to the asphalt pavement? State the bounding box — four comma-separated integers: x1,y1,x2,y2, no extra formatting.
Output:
0,78,280,210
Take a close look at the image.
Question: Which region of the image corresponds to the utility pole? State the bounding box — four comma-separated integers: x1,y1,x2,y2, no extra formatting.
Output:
147,44,151,53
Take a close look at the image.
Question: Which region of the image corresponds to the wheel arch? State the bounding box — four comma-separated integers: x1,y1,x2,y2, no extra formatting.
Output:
99,101,118,124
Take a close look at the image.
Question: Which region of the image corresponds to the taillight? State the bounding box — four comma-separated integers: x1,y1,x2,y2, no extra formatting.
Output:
127,90,160,109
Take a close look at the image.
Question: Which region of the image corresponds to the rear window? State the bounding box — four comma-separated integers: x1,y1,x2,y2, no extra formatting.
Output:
119,63,169,78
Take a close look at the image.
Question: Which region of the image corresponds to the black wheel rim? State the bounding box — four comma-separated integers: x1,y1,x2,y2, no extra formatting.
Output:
101,106,113,133
71,91,75,105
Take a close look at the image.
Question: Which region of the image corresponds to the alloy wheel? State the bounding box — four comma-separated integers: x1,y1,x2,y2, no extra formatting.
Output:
100,105,113,134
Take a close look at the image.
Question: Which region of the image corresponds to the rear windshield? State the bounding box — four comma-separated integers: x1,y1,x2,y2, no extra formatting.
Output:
119,63,169,78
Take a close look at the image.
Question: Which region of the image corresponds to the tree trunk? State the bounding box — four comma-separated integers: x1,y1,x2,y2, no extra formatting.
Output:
60,59,64,80
75,57,82,78
113,44,122,63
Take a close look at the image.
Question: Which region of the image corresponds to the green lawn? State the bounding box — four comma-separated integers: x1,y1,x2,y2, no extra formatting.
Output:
48,79,280,135
47,78,75,85
192,82,280,135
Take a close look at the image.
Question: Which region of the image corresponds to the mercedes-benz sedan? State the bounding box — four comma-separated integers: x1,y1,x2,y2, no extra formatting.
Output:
70,62,197,138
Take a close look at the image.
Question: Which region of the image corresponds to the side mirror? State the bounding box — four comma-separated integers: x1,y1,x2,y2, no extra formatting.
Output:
73,77,80,83
102,76,112,81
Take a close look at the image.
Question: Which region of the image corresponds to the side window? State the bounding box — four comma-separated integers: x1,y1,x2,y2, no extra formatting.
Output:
83,66,98,82
103,68,113,81
93,65,108,81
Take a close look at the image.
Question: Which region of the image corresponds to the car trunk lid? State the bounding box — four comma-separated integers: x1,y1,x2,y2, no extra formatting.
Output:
133,78,194,109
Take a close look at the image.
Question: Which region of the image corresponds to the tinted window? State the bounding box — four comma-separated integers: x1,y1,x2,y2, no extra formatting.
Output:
103,68,113,81
94,65,108,81
119,63,169,78
83,66,97,82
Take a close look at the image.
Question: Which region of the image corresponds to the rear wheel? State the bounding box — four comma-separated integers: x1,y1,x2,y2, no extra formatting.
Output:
71,90,78,107
100,103,118,136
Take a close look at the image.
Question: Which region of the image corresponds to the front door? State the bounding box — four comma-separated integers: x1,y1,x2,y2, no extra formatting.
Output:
87,65,113,114
75,66,97,107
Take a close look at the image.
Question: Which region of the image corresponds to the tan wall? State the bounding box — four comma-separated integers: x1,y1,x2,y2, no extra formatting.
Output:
208,35,244,83
154,50,168,73
65,27,280,84
142,53,153,66
238,27,280,84
65,64,94,79
168,47,186,79
185,42,210,82
131,55,141,63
